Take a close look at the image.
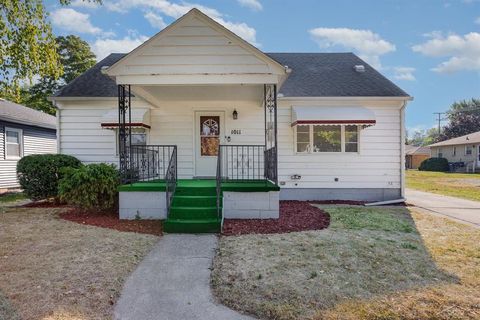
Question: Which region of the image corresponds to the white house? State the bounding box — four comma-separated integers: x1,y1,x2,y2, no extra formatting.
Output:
50,9,411,233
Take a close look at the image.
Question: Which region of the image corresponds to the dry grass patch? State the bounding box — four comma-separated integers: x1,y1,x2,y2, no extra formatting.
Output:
407,170,480,201
211,205,480,320
0,206,158,320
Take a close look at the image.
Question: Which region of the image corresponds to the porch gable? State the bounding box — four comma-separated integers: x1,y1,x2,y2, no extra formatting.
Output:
104,8,287,85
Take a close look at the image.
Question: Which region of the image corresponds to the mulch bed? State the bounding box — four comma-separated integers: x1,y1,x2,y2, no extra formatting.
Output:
60,208,163,236
222,200,330,236
308,200,367,205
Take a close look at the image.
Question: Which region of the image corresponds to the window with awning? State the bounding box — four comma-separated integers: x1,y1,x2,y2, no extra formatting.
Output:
292,106,375,153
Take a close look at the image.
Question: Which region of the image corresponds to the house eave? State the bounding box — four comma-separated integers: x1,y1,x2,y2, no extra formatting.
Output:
278,96,413,101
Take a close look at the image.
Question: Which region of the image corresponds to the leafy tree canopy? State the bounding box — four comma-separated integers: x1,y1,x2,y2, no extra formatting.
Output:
1,0,100,112
440,98,480,141
25,35,96,114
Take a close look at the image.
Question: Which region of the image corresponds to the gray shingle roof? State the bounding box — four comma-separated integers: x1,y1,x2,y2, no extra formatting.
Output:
268,53,409,97
54,52,409,98
429,131,480,147
0,99,56,130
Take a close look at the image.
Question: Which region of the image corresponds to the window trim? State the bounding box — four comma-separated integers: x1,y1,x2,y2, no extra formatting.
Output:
465,145,473,156
294,124,360,154
5,127,23,160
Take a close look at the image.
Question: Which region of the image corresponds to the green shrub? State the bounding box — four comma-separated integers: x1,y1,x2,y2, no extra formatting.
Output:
418,157,449,172
58,163,120,210
17,154,82,200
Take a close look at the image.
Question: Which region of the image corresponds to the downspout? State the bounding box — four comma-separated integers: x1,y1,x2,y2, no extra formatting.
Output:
400,100,407,198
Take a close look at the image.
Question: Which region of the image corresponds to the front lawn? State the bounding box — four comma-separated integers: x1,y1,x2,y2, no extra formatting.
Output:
211,205,480,320
406,170,480,201
0,206,158,320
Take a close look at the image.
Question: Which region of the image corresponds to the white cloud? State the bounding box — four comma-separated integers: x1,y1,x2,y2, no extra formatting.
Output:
91,35,149,60
309,27,395,69
103,0,258,45
144,11,167,29
412,32,480,73
237,0,263,11
70,0,100,9
393,67,416,81
51,8,102,34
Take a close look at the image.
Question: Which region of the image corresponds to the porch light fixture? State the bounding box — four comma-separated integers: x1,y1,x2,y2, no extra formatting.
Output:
232,109,238,120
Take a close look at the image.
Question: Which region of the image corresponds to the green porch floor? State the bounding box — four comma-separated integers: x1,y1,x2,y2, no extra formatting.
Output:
118,179,280,192
118,179,279,233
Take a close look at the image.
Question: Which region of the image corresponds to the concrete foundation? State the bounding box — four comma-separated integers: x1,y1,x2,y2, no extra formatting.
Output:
119,191,167,219
280,188,402,202
223,191,279,219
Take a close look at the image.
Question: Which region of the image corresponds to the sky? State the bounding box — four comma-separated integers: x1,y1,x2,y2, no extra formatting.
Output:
44,0,480,133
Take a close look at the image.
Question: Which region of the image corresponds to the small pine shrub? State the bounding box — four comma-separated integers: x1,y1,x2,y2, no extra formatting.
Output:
58,163,120,211
17,154,82,200
418,157,449,172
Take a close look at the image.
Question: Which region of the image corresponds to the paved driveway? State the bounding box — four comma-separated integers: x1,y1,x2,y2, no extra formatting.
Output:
406,188,480,227
114,234,254,320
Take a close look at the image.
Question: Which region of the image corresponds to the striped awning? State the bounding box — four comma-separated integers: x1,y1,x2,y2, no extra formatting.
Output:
291,106,376,127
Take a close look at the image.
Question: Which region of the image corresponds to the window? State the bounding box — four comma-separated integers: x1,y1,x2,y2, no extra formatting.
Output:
116,128,147,155
465,145,473,155
296,125,359,153
313,125,341,152
452,146,456,157
5,127,22,159
438,148,443,158
296,125,310,153
345,125,359,152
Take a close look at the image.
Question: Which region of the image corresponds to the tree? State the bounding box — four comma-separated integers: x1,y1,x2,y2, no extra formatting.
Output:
25,35,96,114
440,99,480,141
406,127,439,146
0,0,100,103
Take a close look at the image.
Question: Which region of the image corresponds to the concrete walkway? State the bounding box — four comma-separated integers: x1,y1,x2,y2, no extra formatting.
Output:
114,234,254,320
406,188,480,227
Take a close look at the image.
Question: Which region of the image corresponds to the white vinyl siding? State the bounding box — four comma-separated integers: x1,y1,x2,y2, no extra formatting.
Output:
277,100,402,189
58,95,403,190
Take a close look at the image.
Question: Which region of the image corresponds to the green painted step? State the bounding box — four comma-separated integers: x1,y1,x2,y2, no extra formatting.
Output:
175,187,217,196
163,218,221,233
169,206,219,220
172,195,219,207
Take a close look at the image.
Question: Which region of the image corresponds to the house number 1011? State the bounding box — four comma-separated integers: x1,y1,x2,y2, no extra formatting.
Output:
231,129,242,135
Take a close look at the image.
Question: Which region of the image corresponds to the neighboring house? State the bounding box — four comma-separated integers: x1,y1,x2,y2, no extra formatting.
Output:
0,99,57,191
429,131,480,172
405,145,430,169
50,9,411,231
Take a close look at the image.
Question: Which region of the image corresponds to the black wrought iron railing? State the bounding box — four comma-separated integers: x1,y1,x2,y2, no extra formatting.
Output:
165,146,177,215
264,146,278,184
217,145,267,182
124,145,176,183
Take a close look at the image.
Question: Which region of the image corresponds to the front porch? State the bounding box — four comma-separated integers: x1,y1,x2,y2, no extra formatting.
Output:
119,179,280,233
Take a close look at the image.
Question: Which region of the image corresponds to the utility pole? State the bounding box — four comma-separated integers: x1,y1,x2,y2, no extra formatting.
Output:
433,112,445,136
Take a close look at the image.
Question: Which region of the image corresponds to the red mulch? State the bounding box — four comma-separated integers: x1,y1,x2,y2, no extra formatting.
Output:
308,200,367,205
222,200,330,236
60,208,163,236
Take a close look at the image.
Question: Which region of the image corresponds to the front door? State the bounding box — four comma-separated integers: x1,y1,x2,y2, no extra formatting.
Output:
195,112,224,177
